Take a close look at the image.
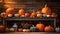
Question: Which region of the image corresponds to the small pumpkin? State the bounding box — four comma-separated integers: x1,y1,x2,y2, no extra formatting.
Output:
44,25,54,32
14,13,19,17
41,4,51,15
0,25,5,32
25,29,30,32
20,15,25,17
6,7,15,15
30,25,38,32
8,14,13,17
36,10,42,14
23,29,30,32
18,28,23,32
18,9,25,16
9,28,14,32
51,12,58,18
25,13,30,17
36,23,45,32
30,11,36,18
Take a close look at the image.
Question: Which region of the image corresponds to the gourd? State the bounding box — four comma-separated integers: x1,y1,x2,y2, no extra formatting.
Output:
36,11,42,18
51,12,58,18
18,9,25,16
30,11,36,18
36,23,45,32
41,4,51,15
0,25,5,32
18,28,23,32
44,25,54,32
9,28,14,32
30,25,38,32
25,13,30,17
23,29,30,32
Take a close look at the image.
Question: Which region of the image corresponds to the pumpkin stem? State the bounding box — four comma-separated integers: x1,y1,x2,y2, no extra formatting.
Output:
45,4,47,7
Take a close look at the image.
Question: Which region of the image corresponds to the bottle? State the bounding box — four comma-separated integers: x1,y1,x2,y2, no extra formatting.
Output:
12,23,18,32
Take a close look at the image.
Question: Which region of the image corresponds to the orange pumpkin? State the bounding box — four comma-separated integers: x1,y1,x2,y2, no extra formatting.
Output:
6,7,15,16
44,26,54,32
18,9,25,16
41,4,51,15
36,23,45,31
9,28,14,32
51,12,58,17
36,10,42,14
25,29,30,32
0,25,5,32
18,28,23,32
25,13,30,17
30,11,36,18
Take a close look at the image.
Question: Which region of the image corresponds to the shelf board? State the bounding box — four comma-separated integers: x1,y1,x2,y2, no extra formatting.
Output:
5,17,54,21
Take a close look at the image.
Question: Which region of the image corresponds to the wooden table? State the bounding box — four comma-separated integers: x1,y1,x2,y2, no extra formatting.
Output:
0,32,60,34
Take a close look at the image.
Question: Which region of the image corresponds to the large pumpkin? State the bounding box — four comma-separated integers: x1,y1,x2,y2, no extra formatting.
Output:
5,7,15,16
41,4,51,15
44,26,54,32
36,23,45,31
18,9,25,16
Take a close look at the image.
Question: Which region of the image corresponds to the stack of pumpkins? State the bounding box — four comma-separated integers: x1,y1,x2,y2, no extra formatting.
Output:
1,4,58,18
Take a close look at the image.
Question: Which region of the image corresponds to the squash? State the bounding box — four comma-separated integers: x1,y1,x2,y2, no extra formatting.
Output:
25,13,30,17
51,12,58,18
18,28,23,32
30,25,38,32
23,29,30,32
44,25,54,32
25,29,30,32
6,7,15,16
9,28,14,32
36,23,45,31
14,14,19,17
8,14,13,17
18,9,25,16
30,11,36,18
41,4,51,15
0,25,5,32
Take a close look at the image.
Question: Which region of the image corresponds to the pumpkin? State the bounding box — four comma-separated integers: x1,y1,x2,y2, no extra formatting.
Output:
55,27,60,32
23,29,30,32
14,14,19,17
36,10,42,14
41,4,51,15
0,25,5,32
51,12,58,18
44,26,54,32
18,28,23,32
36,23,45,31
25,13,30,17
9,28,14,32
30,25,38,32
5,28,10,32
42,14,47,17
30,11,36,18
18,9,25,16
20,15,25,17
8,14,13,17
25,29,30,32
46,15,51,17
6,7,15,16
